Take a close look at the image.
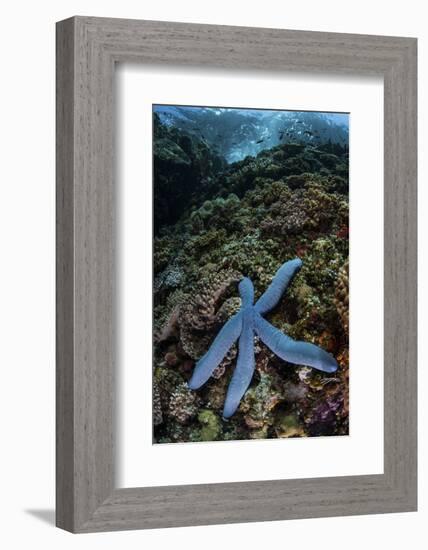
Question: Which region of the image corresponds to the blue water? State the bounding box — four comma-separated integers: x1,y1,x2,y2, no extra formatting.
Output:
153,105,349,163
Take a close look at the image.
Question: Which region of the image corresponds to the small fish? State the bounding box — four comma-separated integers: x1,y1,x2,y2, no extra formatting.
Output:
256,138,264,144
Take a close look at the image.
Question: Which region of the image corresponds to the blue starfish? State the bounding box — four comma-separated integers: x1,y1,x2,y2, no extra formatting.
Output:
188,258,338,418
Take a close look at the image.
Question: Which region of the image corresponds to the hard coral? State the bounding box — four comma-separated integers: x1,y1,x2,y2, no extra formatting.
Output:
168,383,199,424
335,260,349,336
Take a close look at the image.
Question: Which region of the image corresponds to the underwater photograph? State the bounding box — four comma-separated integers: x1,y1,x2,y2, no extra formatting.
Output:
152,104,349,444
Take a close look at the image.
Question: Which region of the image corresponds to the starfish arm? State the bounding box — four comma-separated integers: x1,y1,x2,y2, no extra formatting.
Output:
255,258,302,315
255,314,338,373
223,310,255,418
239,277,254,307
188,312,243,390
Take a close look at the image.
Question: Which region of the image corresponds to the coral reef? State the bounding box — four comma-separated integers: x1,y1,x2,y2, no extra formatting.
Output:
198,410,222,441
168,383,200,424
153,379,163,427
152,114,349,443
153,113,226,232
335,260,349,336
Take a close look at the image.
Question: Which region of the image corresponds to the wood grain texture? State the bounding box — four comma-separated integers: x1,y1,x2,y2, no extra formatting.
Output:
56,16,417,533
56,18,76,532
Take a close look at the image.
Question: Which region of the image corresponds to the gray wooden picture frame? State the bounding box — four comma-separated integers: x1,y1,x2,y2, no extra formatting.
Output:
56,16,417,533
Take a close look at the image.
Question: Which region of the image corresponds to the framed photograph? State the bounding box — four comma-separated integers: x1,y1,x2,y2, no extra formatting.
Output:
56,17,417,532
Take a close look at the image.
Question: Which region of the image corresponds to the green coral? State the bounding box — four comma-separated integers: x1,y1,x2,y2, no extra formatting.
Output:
274,412,306,438
189,194,241,232
238,371,285,439
198,409,222,441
